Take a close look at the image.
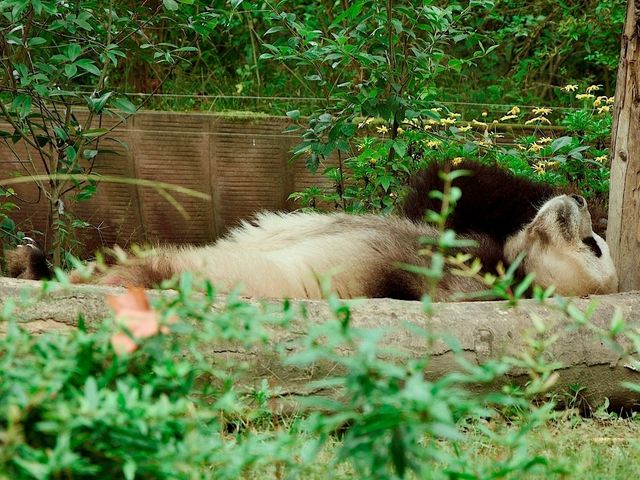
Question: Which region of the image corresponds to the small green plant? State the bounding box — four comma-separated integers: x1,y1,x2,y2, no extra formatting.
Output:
0,0,199,267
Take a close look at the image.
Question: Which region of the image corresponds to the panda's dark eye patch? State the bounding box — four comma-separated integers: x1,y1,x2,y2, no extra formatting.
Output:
582,236,602,258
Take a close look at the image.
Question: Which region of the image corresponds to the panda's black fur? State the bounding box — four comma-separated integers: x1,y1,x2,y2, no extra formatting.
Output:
4,160,618,300
401,160,557,242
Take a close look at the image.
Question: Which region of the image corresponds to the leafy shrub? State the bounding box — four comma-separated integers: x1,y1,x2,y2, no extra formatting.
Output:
3,266,637,479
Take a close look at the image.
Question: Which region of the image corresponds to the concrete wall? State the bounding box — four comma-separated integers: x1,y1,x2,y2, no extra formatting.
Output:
0,110,561,253
0,111,335,252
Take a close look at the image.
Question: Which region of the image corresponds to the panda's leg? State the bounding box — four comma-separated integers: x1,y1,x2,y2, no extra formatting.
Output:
68,253,177,288
5,238,51,280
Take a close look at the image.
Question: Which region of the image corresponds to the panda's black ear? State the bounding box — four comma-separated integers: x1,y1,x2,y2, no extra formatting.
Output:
582,236,602,258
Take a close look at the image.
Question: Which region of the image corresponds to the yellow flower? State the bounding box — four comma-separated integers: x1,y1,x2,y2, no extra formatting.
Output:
376,125,389,134
586,84,602,93
358,117,375,128
597,105,611,114
423,124,433,130
430,107,442,113
538,137,553,144
481,110,488,117
576,93,595,100
427,119,438,125
452,157,463,165
561,84,579,92
458,125,472,132
606,96,615,104
525,116,552,125
369,158,378,164
532,107,552,115
532,162,546,175
440,117,456,125
528,143,543,153
448,112,461,118
595,155,608,163
508,106,521,115
397,127,405,135
500,114,518,121
472,119,487,127
426,140,441,148
593,96,608,107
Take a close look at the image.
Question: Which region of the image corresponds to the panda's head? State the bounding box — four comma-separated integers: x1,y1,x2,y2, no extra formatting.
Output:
504,194,618,296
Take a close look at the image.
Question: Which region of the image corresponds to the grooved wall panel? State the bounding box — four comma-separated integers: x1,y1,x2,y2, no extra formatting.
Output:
70,117,142,253
131,113,214,244
0,121,50,243
210,118,289,233
0,112,351,256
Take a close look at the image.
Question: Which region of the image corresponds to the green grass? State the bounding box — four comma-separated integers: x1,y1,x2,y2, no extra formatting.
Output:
244,417,640,479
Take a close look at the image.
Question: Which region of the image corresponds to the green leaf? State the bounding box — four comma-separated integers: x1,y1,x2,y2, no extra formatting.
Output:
11,94,31,119
392,140,407,157
82,128,109,138
0,216,16,232
448,58,463,72
27,37,47,47
75,184,97,201
64,64,77,77
332,2,363,24
12,459,48,480
610,307,625,335
390,428,407,477
31,0,43,15
76,59,101,76
265,26,284,35
86,91,113,113
65,145,77,162
66,44,82,61
163,0,179,10
550,136,573,153
83,149,99,160
53,127,69,142
379,175,392,191
286,109,301,121
123,462,137,480
111,96,137,114
84,377,99,410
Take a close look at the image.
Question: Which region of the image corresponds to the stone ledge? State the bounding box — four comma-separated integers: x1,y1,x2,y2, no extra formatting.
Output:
2,277,639,409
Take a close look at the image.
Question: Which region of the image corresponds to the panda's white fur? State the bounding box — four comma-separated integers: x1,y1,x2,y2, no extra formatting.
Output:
71,212,489,301
65,193,617,300
6,166,619,300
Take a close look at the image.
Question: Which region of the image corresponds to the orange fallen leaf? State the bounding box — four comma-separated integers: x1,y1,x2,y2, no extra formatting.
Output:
106,287,174,355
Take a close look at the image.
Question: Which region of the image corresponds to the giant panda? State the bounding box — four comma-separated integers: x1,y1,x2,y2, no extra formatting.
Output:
401,159,617,296
6,160,618,300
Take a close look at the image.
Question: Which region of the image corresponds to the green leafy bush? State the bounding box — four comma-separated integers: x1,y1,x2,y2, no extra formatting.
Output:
3,269,638,479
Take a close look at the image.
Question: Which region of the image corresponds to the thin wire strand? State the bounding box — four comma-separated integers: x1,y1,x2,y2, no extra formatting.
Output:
66,90,584,111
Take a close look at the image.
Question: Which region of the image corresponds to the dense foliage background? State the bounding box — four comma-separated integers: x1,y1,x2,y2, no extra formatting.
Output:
2,2,640,479
109,0,625,113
